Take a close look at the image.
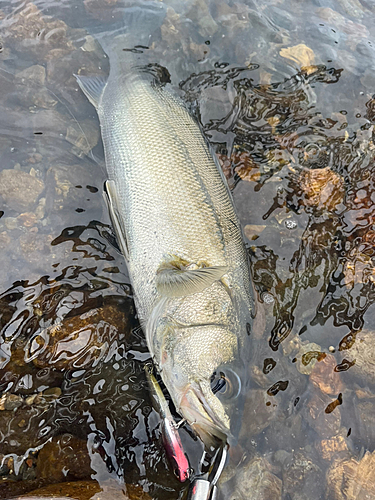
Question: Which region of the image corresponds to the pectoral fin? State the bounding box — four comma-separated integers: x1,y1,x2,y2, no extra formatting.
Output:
156,265,229,298
103,180,129,261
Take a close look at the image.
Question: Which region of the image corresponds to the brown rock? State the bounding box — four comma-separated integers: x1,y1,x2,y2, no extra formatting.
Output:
239,389,279,440
303,390,341,439
1,2,74,59
0,392,23,411
316,432,349,461
244,224,267,241
28,305,127,370
220,455,282,500
342,330,375,387
0,404,55,455
0,169,44,212
299,166,345,211
16,480,152,500
185,0,218,37
355,399,375,448
17,212,38,228
65,119,99,158
36,435,94,482
327,451,375,499
280,44,316,68
295,342,323,375
282,452,323,500
18,232,53,265
310,353,343,395
45,163,101,213
84,0,122,22
15,65,46,86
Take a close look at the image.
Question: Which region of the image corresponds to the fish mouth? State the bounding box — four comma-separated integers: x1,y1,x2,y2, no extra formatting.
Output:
178,382,230,449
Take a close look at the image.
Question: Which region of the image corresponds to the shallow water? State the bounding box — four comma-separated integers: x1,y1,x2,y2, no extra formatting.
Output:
1,0,375,499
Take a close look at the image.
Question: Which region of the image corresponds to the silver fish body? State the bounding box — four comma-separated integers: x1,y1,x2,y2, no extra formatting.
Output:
76,31,253,448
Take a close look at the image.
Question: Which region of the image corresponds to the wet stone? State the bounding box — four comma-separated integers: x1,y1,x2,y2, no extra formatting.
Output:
36,434,94,482
239,389,279,441
15,65,46,87
353,399,375,449
327,451,375,500
342,330,375,387
244,224,266,241
298,166,345,212
65,119,100,158
0,403,56,455
45,163,102,213
0,2,74,59
310,353,343,396
15,479,152,500
295,342,322,376
0,392,23,411
0,169,44,213
264,413,305,453
219,455,282,500
316,431,350,462
84,0,123,22
303,389,341,439
185,0,218,38
18,233,53,266
28,304,128,370
282,451,324,500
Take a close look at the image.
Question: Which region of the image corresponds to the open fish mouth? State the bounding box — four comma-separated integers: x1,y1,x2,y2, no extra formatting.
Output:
179,382,230,449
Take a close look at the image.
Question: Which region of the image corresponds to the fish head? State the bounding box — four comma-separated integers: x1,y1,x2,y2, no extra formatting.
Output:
158,323,247,449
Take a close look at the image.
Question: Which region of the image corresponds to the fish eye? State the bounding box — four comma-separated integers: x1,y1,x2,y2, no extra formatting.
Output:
210,369,241,400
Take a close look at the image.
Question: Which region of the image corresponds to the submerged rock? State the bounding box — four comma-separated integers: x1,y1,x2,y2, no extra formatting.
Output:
14,479,151,499
239,388,279,441
310,353,343,396
303,389,341,439
342,330,375,387
0,169,44,213
327,451,375,499
45,163,102,213
298,166,345,212
219,455,282,500
0,403,56,455
65,119,100,158
1,2,74,59
36,434,94,482
27,304,128,370
282,451,324,500
316,431,350,462
15,65,46,87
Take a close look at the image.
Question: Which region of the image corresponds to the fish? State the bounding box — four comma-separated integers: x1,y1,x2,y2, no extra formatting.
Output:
144,364,190,482
76,1,253,449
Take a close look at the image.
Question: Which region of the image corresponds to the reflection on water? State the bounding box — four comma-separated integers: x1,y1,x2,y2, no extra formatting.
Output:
1,0,375,498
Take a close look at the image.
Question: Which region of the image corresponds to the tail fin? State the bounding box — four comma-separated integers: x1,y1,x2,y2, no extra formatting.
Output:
97,1,167,74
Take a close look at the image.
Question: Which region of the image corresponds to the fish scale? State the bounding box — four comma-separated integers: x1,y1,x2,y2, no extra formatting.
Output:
101,75,241,320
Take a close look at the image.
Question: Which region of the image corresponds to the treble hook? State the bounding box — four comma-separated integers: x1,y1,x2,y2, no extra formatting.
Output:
187,445,228,500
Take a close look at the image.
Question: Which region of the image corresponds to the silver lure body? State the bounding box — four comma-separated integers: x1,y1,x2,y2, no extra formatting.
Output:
76,36,253,447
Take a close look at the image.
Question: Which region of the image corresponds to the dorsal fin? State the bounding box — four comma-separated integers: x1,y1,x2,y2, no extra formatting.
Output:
156,265,229,298
75,74,107,109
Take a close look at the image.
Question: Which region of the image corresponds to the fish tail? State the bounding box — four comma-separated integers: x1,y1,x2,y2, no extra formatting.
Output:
97,1,167,74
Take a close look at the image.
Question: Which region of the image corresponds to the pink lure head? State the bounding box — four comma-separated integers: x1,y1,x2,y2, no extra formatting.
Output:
162,417,190,482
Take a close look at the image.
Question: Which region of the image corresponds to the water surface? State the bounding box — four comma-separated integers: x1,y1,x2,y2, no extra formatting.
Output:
1,0,375,498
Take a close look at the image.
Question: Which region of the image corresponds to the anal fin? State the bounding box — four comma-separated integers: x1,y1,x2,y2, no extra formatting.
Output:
75,74,107,109
103,180,129,262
